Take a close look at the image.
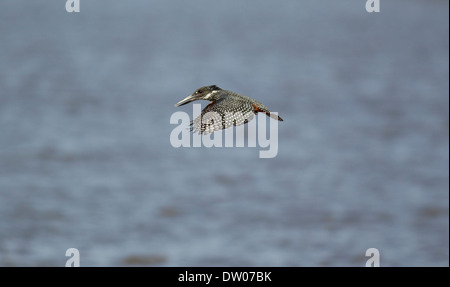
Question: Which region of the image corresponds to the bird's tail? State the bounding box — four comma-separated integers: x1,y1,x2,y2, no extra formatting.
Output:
266,112,283,121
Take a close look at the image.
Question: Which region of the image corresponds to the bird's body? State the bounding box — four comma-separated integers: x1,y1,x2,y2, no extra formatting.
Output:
175,85,283,134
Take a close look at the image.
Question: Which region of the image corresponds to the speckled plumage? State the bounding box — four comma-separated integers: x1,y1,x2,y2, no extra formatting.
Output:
175,85,283,135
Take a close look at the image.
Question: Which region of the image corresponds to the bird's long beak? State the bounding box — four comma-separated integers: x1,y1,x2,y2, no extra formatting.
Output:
174,94,196,107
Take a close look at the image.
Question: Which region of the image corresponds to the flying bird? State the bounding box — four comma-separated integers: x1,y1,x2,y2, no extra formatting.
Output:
175,85,283,134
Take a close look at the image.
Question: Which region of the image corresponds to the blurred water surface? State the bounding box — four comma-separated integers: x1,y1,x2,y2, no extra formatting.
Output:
0,0,448,266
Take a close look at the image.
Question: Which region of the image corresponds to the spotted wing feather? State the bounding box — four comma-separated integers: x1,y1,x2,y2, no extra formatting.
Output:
191,98,256,135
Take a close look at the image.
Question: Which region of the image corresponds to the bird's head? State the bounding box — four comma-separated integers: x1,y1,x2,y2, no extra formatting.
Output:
174,85,222,107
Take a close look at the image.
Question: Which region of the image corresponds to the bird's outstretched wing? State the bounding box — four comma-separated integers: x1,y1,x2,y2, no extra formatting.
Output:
191,99,255,135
